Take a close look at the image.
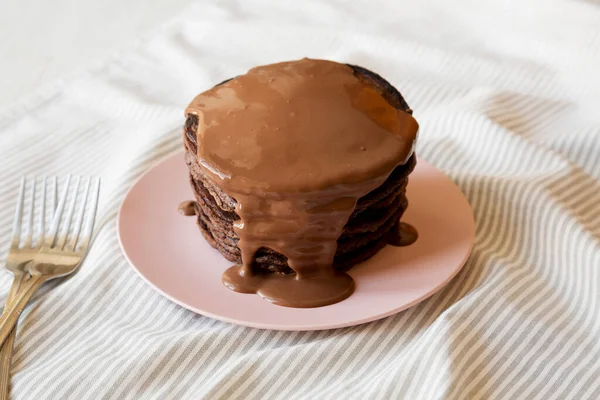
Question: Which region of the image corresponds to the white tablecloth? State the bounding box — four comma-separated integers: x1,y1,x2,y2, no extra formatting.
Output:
1,0,599,398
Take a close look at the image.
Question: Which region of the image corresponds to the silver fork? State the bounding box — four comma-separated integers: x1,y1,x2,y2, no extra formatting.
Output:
0,176,100,398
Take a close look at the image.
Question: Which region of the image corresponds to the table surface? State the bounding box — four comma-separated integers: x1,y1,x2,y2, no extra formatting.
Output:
0,0,191,108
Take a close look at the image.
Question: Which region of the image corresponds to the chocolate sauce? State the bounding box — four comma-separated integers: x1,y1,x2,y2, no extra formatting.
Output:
178,200,197,216
222,268,354,308
186,59,419,307
388,222,418,247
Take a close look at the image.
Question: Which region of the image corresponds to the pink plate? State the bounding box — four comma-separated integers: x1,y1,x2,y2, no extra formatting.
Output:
118,152,474,331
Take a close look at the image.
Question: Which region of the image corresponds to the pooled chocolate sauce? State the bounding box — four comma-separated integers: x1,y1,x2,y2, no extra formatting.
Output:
185,59,419,307
178,200,197,216
388,222,418,247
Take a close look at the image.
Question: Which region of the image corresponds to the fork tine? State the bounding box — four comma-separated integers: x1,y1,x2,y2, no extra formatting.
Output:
22,178,36,249
77,177,100,252
66,177,91,252
35,177,47,249
10,178,26,249
49,176,58,230
55,176,81,250
51,176,57,215
45,175,71,248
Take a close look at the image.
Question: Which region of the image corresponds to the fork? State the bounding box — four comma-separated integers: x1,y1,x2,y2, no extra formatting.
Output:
0,177,57,399
0,175,100,398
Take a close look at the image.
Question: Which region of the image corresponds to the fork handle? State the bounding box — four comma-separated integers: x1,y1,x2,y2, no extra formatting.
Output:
0,274,26,400
0,276,47,348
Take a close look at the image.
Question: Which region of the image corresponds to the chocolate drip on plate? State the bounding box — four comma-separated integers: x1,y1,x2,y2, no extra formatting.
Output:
178,200,197,216
388,222,418,247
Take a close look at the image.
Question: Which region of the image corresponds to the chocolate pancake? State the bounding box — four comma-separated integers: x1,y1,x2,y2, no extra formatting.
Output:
183,59,419,307
184,62,416,273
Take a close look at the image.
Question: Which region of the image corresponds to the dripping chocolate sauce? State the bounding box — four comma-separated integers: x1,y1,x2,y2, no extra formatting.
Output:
180,196,417,307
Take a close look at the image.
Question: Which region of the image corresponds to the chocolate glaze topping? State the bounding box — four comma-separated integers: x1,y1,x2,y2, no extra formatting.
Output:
185,58,419,307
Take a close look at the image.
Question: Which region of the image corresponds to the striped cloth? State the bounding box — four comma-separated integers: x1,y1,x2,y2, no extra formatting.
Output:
1,0,599,398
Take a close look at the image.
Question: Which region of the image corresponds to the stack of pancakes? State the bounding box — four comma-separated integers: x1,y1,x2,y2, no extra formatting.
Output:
184,64,416,274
